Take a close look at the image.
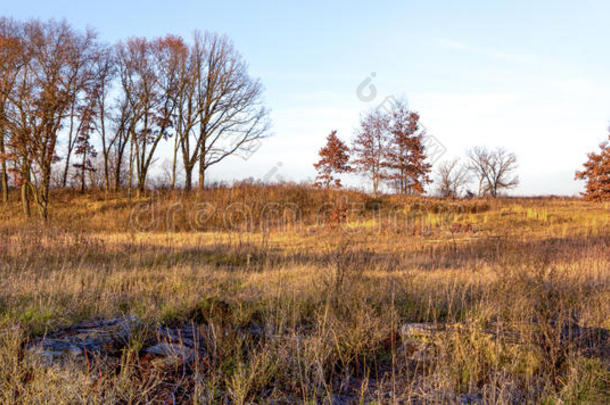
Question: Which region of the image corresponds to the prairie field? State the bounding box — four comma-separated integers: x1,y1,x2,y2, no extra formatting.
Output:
0,184,609,403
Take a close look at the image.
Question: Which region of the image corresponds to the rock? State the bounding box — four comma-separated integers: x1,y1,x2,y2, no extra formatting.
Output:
72,314,140,344
27,315,211,370
28,315,140,363
459,392,483,404
156,325,200,348
329,394,359,405
400,323,438,340
145,342,194,358
31,340,83,362
144,343,196,368
399,323,441,362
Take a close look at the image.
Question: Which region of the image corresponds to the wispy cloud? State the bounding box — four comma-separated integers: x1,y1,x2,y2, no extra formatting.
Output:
436,38,534,64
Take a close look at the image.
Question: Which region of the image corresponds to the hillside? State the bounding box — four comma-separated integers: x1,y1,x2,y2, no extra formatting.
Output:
0,185,609,402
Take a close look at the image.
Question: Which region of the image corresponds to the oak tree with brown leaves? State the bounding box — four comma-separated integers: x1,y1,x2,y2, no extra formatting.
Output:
314,130,351,188
2,20,97,219
351,109,388,196
351,101,434,196
384,101,431,195
575,134,610,201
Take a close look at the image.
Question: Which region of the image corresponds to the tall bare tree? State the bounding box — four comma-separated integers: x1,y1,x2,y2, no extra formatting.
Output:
108,96,132,191
89,45,118,192
435,158,470,198
173,33,203,191
467,146,519,197
194,32,270,190
116,35,182,196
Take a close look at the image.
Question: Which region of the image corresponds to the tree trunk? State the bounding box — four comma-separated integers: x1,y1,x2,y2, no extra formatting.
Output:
137,180,145,198
198,148,205,191
171,135,178,189
40,203,48,222
184,165,192,192
21,163,31,218
100,91,110,194
114,151,123,192
128,137,134,200
62,101,77,188
80,153,86,193
113,161,121,192
103,151,110,193
38,164,51,222
198,163,205,191
372,176,378,197
0,132,7,203
0,165,7,203
21,183,30,218
62,151,71,188
137,159,147,197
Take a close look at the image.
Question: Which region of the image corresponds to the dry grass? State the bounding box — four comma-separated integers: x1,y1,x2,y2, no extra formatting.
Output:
0,184,609,403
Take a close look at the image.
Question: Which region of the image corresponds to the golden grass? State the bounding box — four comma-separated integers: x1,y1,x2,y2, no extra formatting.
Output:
0,185,609,402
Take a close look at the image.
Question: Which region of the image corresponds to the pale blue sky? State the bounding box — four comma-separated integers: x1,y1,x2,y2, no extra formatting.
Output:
4,0,610,195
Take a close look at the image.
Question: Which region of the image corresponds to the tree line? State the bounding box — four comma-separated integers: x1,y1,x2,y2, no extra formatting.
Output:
313,100,520,198
4,16,606,223
0,18,270,219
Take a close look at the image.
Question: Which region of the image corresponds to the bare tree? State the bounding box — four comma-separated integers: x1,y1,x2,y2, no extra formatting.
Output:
116,35,183,196
87,155,107,189
173,32,203,191
109,97,131,191
89,44,118,192
194,32,270,190
435,158,470,198
467,147,519,197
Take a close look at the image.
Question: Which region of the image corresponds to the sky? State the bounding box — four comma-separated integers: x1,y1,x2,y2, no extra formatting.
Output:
3,0,610,195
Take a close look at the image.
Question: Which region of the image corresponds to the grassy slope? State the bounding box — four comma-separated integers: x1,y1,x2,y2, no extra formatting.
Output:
0,185,609,402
